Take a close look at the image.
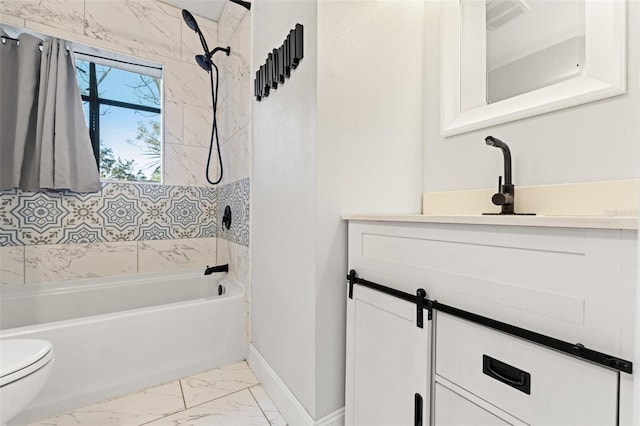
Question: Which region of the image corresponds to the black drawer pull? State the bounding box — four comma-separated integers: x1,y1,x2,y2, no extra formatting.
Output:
414,393,423,426
483,355,531,394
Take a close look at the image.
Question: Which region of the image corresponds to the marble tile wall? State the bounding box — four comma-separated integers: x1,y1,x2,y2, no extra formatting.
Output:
217,4,252,188
215,3,252,341
0,0,223,285
0,182,218,284
1,236,217,285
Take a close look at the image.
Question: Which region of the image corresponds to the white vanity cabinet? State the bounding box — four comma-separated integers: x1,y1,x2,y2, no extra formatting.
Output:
345,216,637,425
345,284,430,426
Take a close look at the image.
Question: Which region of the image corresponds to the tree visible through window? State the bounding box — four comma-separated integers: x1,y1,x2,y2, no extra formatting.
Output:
75,59,162,182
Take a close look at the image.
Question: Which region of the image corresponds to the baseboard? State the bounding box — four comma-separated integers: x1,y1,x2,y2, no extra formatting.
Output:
316,407,346,426
247,344,345,426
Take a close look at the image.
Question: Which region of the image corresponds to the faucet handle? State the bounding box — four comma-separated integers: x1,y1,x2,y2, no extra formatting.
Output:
492,175,514,206
492,192,513,206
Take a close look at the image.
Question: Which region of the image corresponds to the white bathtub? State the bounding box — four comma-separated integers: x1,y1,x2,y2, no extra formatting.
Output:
0,269,245,424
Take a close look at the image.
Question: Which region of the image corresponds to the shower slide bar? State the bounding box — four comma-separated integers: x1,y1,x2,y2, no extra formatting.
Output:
347,269,633,375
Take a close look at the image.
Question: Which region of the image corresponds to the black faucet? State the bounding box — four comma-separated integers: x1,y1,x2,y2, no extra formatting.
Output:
204,264,229,275
484,136,515,215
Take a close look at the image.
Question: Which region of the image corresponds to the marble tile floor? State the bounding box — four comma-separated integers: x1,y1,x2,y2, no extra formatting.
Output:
27,361,287,426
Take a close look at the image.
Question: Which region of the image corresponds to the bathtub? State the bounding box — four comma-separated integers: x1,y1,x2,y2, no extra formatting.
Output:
0,269,245,424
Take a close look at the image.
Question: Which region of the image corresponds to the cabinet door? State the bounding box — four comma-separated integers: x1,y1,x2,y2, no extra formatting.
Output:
345,284,430,426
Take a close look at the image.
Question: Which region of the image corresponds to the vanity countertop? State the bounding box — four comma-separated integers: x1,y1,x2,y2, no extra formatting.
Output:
342,214,638,230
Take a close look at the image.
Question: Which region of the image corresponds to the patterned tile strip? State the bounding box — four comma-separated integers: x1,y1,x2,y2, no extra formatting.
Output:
217,178,250,247
0,182,219,247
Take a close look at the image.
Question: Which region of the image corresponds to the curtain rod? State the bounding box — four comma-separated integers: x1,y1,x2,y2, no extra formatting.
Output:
0,35,162,71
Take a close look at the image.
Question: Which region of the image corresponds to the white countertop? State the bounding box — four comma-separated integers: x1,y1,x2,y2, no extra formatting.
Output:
342,214,638,230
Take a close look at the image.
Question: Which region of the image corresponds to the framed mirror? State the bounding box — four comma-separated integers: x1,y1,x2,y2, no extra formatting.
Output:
441,0,626,136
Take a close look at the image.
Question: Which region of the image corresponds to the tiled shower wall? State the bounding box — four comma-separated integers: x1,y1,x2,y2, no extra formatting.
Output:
214,3,251,338
0,0,242,285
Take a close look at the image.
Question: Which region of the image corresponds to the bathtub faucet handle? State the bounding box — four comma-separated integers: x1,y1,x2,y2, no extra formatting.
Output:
204,264,229,275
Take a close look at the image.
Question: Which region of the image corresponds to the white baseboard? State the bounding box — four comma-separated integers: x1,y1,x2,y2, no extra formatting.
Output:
316,407,346,426
247,344,345,426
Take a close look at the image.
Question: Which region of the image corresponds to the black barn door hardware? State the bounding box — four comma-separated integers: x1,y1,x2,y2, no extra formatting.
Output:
348,270,427,328
414,393,423,426
346,269,633,374
416,289,426,328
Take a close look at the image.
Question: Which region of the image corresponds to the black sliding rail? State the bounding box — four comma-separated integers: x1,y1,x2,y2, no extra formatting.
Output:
347,269,633,375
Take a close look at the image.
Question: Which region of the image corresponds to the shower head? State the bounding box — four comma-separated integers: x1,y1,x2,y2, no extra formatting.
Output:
196,55,211,72
196,46,231,72
181,9,200,32
229,0,251,10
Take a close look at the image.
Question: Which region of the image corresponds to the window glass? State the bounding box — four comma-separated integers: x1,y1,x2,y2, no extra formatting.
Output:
75,58,162,183
97,66,161,108
99,105,161,182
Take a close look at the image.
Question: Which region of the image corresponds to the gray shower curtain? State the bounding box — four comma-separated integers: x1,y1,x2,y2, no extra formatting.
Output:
0,33,100,192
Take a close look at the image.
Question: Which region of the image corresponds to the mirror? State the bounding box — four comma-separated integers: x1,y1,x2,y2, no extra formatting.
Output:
442,0,626,136
486,0,585,105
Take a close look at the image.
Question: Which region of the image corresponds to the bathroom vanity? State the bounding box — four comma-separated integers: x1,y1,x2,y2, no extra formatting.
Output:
344,215,637,425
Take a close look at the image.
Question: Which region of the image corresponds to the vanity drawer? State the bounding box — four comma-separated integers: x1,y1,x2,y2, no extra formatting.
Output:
434,381,526,426
435,313,618,425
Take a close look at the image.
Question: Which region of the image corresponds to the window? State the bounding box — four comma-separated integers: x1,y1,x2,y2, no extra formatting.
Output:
75,56,162,182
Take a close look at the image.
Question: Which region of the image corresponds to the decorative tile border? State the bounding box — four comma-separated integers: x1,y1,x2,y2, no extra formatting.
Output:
0,189,19,246
217,178,250,247
0,182,218,247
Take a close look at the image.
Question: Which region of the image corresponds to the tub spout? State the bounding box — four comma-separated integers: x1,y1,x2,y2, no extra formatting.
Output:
204,264,229,275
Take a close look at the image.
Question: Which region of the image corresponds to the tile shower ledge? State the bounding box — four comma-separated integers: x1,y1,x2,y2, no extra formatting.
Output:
341,214,638,230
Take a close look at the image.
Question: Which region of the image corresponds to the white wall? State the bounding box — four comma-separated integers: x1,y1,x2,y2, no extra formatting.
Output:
315,0,423,416
252,0,423,420
252,0,319,418
423,0,640,192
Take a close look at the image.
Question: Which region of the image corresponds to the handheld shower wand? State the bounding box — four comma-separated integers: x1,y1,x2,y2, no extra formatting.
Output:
182,9,231,185
182,9,209,56
181,10,231,72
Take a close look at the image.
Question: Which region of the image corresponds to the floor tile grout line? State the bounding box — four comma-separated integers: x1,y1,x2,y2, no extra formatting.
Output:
33,365,260,425
178,379,187,410
137,384,265,426
137,381,187,426
248,385,273,426
137,405,185,426
181,383,259,411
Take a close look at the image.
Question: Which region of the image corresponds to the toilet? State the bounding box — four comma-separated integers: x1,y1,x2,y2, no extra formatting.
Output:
0,339,54,426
